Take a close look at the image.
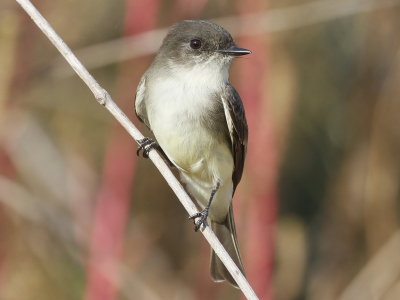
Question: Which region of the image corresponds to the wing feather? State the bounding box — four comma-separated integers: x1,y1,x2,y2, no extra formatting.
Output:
134,75,150,128
221,85,248,192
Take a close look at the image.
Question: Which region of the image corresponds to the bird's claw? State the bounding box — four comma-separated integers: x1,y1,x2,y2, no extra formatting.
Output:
137,137,158,158
189,208,209,232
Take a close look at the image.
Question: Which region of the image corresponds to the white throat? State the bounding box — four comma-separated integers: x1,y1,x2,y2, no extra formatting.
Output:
167,56,231,90
146,55,232,130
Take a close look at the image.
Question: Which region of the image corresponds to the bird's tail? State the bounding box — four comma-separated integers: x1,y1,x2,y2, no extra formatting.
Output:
210,205,245,288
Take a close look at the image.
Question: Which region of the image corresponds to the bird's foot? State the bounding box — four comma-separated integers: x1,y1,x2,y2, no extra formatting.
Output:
188,181,221,232
137,137,158,158
189,208,209,232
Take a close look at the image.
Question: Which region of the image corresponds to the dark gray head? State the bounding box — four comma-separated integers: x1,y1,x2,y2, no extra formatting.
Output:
156,20,251,67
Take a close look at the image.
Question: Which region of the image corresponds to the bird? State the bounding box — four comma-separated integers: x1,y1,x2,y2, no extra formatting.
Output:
134,19,250,287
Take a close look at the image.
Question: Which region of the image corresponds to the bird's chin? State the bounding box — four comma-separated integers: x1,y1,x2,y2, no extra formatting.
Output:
191,53,231,66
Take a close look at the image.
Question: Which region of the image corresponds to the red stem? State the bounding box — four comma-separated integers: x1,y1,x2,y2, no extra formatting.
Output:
83,1,160,300
236,1,278,299
0,5,39,296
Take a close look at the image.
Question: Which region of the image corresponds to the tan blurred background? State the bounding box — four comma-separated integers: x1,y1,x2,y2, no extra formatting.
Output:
1,0,400,299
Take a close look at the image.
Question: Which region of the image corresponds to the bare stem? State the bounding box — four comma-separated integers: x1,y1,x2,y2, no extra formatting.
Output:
14,0,259,299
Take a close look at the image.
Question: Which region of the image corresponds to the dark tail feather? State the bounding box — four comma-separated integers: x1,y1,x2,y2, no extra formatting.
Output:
210,205,245,288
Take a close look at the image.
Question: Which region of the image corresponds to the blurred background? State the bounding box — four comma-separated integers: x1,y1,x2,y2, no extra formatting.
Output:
1,0,400,299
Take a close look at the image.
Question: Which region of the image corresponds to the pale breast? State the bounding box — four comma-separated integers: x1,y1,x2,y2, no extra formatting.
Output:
146,68,227,172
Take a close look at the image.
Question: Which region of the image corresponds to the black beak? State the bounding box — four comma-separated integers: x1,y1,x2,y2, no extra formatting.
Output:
217,45,252,56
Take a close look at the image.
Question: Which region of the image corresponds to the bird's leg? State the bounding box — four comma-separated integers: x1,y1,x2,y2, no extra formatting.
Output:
136,137,174,167
189,181,221,232
136,137,158,158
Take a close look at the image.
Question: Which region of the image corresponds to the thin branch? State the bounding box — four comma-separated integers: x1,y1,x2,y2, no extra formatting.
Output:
50,0,400,77
339,230,400,300
14,0,259,299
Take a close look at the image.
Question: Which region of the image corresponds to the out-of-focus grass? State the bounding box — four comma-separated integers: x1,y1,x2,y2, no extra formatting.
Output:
1,0,400,299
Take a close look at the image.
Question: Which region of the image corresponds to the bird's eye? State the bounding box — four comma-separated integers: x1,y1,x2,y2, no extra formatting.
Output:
190,39,202,49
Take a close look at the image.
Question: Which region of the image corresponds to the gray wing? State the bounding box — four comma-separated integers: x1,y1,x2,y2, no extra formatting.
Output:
221,84,248,192
134,75,151,128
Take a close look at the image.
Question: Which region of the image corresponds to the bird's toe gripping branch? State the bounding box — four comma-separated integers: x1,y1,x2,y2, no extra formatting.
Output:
136,137,158,158
189,208,210,232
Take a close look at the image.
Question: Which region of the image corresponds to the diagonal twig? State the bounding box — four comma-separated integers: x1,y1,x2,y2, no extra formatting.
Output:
339,231,400,300
14,0,259,299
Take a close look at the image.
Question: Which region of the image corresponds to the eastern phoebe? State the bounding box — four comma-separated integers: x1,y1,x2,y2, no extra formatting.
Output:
135,20,250,287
